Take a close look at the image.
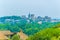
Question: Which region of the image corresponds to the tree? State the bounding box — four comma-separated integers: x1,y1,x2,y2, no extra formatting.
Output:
9,25,20,33
0,24,8,30
23,23,41,36
53,22,60,28
12,34,20,40
27,27,60,40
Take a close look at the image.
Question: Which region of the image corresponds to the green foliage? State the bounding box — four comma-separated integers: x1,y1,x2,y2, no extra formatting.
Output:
0,22,57,36
27,28,60,40
9,25,20,33
0,23,8,30
0,20,59,36
53,22,60,28
23,22,56,36
23,23,41,36
8,38,12,40
12,34,20,40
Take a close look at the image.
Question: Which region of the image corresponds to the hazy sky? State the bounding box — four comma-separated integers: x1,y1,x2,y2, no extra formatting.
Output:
0,0,60,18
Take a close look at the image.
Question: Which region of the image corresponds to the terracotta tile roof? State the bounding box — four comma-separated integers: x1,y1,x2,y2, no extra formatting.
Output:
0,30,13,35
0,32,8,40
17,30,28,40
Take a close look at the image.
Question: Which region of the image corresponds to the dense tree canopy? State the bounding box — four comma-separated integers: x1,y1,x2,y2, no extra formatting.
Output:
27,27,60,40
0,22,58,35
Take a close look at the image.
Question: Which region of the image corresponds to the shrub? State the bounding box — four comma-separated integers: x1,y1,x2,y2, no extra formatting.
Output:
12,34,20,40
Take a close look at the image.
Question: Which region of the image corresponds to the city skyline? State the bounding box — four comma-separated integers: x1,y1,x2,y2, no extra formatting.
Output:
0,0,60,19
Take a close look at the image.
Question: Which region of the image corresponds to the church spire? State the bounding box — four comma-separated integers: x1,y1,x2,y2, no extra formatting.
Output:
28,12,31,18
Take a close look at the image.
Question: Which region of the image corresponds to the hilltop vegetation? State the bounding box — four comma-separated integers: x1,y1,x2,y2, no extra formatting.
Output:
0,16,60,40
0,20,59,36
27,23,60,40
